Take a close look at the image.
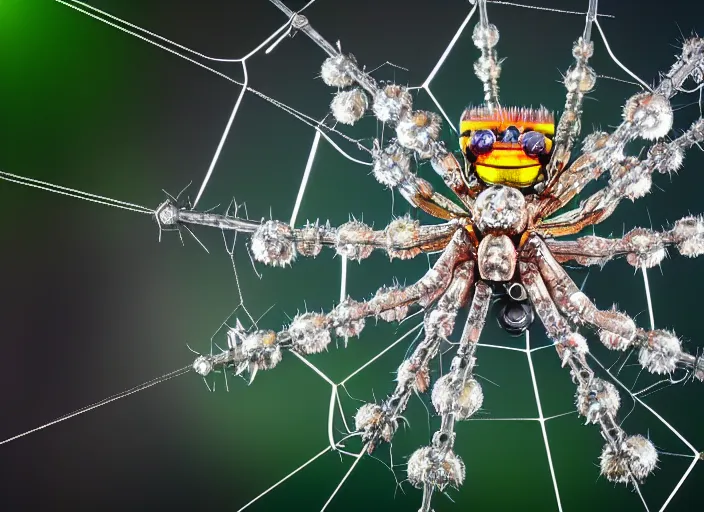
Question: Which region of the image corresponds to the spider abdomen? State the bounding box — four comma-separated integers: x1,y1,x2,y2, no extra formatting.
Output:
477,233,516,281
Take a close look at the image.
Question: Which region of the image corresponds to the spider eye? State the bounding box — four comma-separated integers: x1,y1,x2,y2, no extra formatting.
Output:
469,130,496,155
501,125,520,143
520,131,547,156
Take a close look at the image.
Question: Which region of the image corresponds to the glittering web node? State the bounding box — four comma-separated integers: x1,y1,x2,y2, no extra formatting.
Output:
1,0,702,510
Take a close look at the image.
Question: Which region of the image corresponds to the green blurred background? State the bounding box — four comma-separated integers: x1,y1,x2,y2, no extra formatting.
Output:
1,0,703,510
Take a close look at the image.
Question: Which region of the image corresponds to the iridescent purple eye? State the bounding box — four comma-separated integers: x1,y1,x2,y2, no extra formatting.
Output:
502,126,520,143
521,131,547,156
469,130,496,155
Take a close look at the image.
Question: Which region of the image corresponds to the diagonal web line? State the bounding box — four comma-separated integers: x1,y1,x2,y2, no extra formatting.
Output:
193,63,249,207
422,5,476,89
589,353,700,511
290,131,322,227
0,366,191,446
56,0,372,163
235,446,333,512
525,330,564,512
641,264,656,330
65,0,290,63
320,445,367,511
418,3,477,135
0,171,153,215
55,0,236,83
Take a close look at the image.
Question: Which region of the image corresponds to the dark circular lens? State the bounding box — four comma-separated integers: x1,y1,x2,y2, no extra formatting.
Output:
521,131,547,155
498,302,535,336
469,129,496,155
502,125,521,143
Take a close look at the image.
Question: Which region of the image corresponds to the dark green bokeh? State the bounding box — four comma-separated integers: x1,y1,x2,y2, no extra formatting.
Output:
0,0,703,510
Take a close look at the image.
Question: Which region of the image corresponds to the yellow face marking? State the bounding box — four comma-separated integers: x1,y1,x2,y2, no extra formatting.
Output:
458,106,556,188
474,164,542,188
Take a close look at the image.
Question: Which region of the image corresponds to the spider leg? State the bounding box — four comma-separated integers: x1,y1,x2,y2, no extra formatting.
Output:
156,199,467,265
544,214,704,267
522,234,704,381
269,1,474,215
409,281,492,512
470,0,502,111
192,228,474,378
372,140,470,220
536,118,704,237
536,37,704,221
520,259,661,486
542,0,598,183
355,260,475,460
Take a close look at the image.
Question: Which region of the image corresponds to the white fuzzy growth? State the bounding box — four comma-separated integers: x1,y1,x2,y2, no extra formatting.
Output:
251,220,296,267
354,403,383,431
431,374,483,420
472,23,499,48
372,142,412,188
335,221,374,261
385,216,421,260
372,84,413,124
648,142,684,174
564,64,596,93
385,215,418,245
559,332,589,366
624,228,666,268
623,92,673,140
320,54,355,87
624,171,652,200
576,378,620,424
331,297,366,339
395,111,442,159
673,215,704,257
288,312,331,354
473,55,502,82
407,447,465,490
626,435,659,480
600,435,658,484
241,330,282,371
638,330,682,374
330,88,368,125
396,359,416,388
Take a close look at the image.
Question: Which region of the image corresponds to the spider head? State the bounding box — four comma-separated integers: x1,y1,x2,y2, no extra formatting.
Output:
459,105,555,188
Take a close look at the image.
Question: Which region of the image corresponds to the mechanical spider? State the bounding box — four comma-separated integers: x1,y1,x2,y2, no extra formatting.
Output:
4,0,702,510
148,0,704,509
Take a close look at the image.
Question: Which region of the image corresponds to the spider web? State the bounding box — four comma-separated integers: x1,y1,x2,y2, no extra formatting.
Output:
0,0,702,510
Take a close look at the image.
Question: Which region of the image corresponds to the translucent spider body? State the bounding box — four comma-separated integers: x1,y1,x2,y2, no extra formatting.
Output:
3,0,704,511
152,1,704,510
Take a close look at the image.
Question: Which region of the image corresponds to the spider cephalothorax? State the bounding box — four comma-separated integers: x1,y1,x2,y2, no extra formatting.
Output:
153,0,704,510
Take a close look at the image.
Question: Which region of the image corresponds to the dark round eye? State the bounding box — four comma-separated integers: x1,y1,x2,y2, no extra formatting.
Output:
469,130,496,155
521,131,547,156
502,126,520,143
